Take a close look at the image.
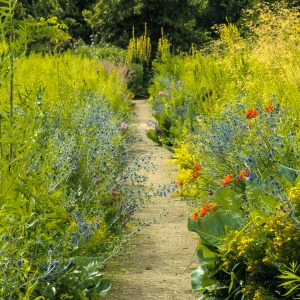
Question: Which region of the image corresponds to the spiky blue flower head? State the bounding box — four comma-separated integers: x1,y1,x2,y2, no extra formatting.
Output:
54,260,60,267
2,235,9,242
16,259,23,268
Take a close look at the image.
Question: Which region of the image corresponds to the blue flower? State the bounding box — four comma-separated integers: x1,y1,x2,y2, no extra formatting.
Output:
16,259,23,268
54,260,60,268
2,235,9,242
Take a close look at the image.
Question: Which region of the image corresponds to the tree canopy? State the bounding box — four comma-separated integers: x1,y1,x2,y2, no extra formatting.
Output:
7,0,298,52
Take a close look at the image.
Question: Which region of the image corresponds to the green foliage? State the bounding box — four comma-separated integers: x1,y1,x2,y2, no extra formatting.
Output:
0,4,150,296
127,24,151,64
126,24,152,97
18,0,94,43
148,9,300,144
4,0,275,55
0,80,141,298
146,129,162,145
278,262,300,299
197,0,249,30
156,17,300,294
82,0,142,48
0,1,72,54
22,15,72,53
148,51,226,145
83,0,209,51
73,44,127,62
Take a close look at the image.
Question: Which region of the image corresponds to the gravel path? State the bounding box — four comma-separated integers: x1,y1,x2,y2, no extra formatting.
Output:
104,99,199,300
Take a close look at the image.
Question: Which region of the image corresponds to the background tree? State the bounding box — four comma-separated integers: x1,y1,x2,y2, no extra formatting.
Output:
83,0,144,48
5,0,298,53
83,0,208,52
197,0,249,31
16,0,96,43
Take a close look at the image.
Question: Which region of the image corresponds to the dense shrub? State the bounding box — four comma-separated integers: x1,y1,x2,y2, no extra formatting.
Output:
149,2,300,298
0,51,150,298
148,2,300,147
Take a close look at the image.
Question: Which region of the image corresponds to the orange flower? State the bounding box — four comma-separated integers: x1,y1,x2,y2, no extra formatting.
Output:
191,213,199,220
221,173,234,186
194,163,201,171
199,202,218,217
200,206,207,217
192,170,200,179
178,179,184,185
265,105,274,112
246,109,258,118
210,204,218,210
238,167,249,180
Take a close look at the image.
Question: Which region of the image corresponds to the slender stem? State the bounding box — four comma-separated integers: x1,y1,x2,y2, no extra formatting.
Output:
9,0,14,161
0,118,3,196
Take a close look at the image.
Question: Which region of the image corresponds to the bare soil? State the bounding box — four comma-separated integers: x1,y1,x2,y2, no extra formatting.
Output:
103,100,199,300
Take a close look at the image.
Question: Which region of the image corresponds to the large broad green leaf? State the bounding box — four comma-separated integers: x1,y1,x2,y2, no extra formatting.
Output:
245,179,278,222
188,210,244,248
152,112,172,132
213,188,242,213
277,165,299,185
74,256,105,270
191,265,206,292
162,144,174,152
191,265,228,296
93,279,111,296
200,242,218,260
146,129,161,145
161,115,172,131
191,265,216,292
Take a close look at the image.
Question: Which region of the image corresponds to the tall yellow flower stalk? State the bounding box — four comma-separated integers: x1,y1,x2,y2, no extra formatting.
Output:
127,23,151,64
157,28,171,61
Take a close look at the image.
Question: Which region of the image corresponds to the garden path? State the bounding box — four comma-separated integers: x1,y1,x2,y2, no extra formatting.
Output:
104,100,199,300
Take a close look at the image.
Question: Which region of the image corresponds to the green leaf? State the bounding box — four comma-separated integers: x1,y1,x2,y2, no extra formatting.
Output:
201,242,218,260
277,165,298,185
162,144,174,152
146,129,161,145
191,265,211,292
188,210,244,248
24,280,39,299
161,115,172,131
94,279,111,295
191,265,227,296
45,221,64,235
75,256,105,269
213,188,241,212
245,180,278,220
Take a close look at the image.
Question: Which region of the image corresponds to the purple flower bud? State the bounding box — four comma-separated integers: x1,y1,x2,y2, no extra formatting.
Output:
208,190,213,195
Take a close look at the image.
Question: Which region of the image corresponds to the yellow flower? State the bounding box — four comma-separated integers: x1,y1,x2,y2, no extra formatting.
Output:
262,256,269,263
